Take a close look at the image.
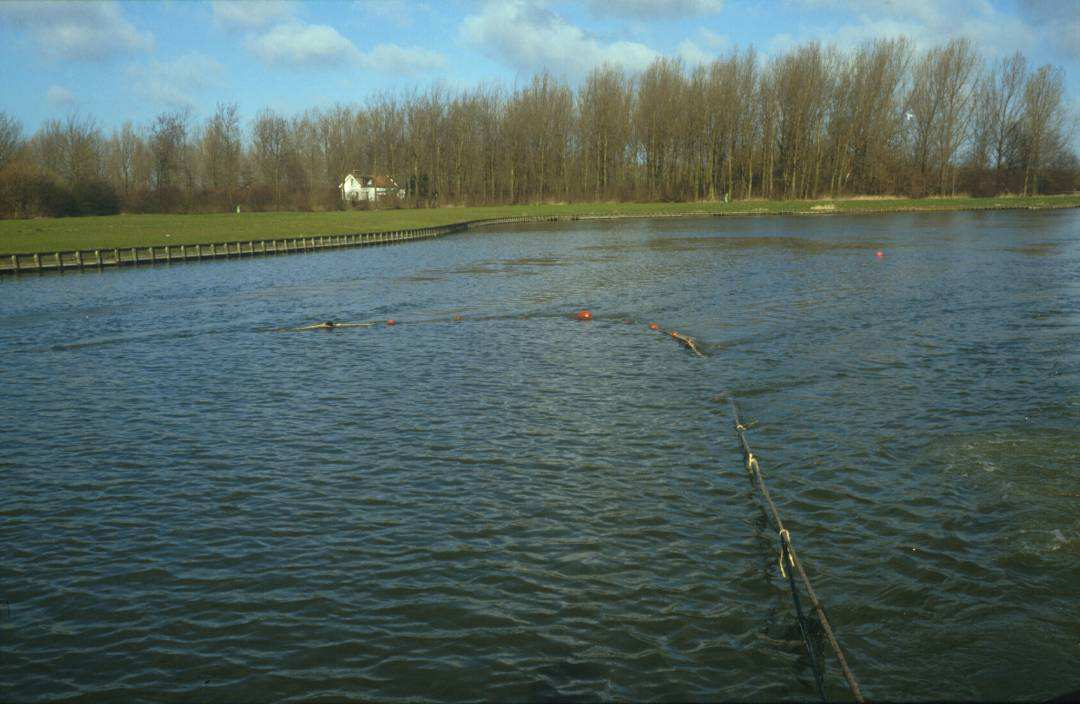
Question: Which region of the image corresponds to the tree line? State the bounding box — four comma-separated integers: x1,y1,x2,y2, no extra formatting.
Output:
0,37,1075,219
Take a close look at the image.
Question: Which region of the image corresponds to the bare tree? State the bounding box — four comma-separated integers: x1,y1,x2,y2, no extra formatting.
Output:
104,121,140,201
202,103,242,200
32,113,104,184
974,52,1027,193
4,38,1078,219
251,109,293,208
0,112,23,169
1021,65,1067,195
149,111,189,191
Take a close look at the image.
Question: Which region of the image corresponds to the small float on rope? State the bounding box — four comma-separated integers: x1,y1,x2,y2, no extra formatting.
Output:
647,322,705,356
669,330,705,356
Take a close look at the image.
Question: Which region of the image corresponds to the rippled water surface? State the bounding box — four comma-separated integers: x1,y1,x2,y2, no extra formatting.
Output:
2,211,1079,702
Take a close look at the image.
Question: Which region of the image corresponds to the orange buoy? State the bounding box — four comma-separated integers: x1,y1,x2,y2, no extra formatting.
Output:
670,331,678,338
875,250,884,258
386,319,397,326
649,323,659,330
576,310,593,321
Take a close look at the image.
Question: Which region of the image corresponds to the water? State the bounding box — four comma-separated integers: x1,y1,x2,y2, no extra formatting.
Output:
1,210,1078,701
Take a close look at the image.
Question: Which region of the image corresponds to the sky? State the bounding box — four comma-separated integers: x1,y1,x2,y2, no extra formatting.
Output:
1,0,1078,135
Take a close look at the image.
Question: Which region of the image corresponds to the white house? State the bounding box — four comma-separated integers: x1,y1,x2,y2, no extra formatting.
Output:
339,173,405,202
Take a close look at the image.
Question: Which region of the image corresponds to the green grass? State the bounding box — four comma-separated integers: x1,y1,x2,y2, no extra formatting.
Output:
0,195,1076,254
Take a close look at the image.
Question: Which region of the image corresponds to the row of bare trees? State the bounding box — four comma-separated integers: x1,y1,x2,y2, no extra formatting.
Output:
0,38,1075,218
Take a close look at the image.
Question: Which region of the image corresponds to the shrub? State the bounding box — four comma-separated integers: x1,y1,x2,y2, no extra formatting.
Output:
72,179,120,216
0,163,75,218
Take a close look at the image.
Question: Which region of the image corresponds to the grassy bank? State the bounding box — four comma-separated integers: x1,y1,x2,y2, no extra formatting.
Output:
0,195,1076,255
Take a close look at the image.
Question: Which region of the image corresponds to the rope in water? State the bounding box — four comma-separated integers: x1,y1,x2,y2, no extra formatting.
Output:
285,311,865,700
728,396,866,703
653,321,863,700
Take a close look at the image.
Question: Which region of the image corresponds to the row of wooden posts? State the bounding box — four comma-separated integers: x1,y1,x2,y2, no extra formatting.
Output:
0,216,562,276
4,202,1076,276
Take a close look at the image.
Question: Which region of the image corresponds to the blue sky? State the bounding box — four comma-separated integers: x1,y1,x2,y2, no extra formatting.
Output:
1,0,1078,134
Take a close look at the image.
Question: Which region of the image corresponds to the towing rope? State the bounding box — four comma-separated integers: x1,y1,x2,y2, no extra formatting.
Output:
653,319,864,700
728,396,866,703
285,311,866,699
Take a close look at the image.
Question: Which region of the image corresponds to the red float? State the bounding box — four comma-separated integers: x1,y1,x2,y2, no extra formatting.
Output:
386,319,397,326
649,323,659,330
576,310,593,321
875,250,884,258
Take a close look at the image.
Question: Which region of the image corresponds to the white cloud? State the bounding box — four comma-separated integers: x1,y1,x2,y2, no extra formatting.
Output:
461,1,658,77
685,27,732,63
46,86,76,107
1050,18,1080,60
129,53,225,108
698,28,731,50
211,0,296,31
1016,0,1080,60
246,21,445,73
582,0,723,18
0,0,152,60
362,43,446,74
677,40,712,66
247,22,360,66
358,0,431,28
794,0,945,26
786,0,1039,57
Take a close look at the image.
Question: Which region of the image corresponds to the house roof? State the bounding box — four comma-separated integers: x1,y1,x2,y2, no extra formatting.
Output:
371,175,399,189
344,173,400,189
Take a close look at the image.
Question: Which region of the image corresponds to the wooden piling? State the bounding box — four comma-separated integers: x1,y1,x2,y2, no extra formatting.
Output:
3,212,495,276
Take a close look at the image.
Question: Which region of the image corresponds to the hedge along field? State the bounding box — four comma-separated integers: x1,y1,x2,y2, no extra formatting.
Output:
0,195,1077,255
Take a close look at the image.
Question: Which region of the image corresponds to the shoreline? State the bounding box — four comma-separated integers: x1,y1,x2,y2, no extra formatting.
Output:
1,196,1077,274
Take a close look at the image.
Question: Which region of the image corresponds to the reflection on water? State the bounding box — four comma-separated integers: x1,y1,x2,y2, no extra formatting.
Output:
1,210,1078,702
580,234,885,253
1003,242,1062,255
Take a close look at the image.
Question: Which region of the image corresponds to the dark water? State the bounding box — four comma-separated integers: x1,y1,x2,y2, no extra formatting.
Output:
2,210,1078,702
